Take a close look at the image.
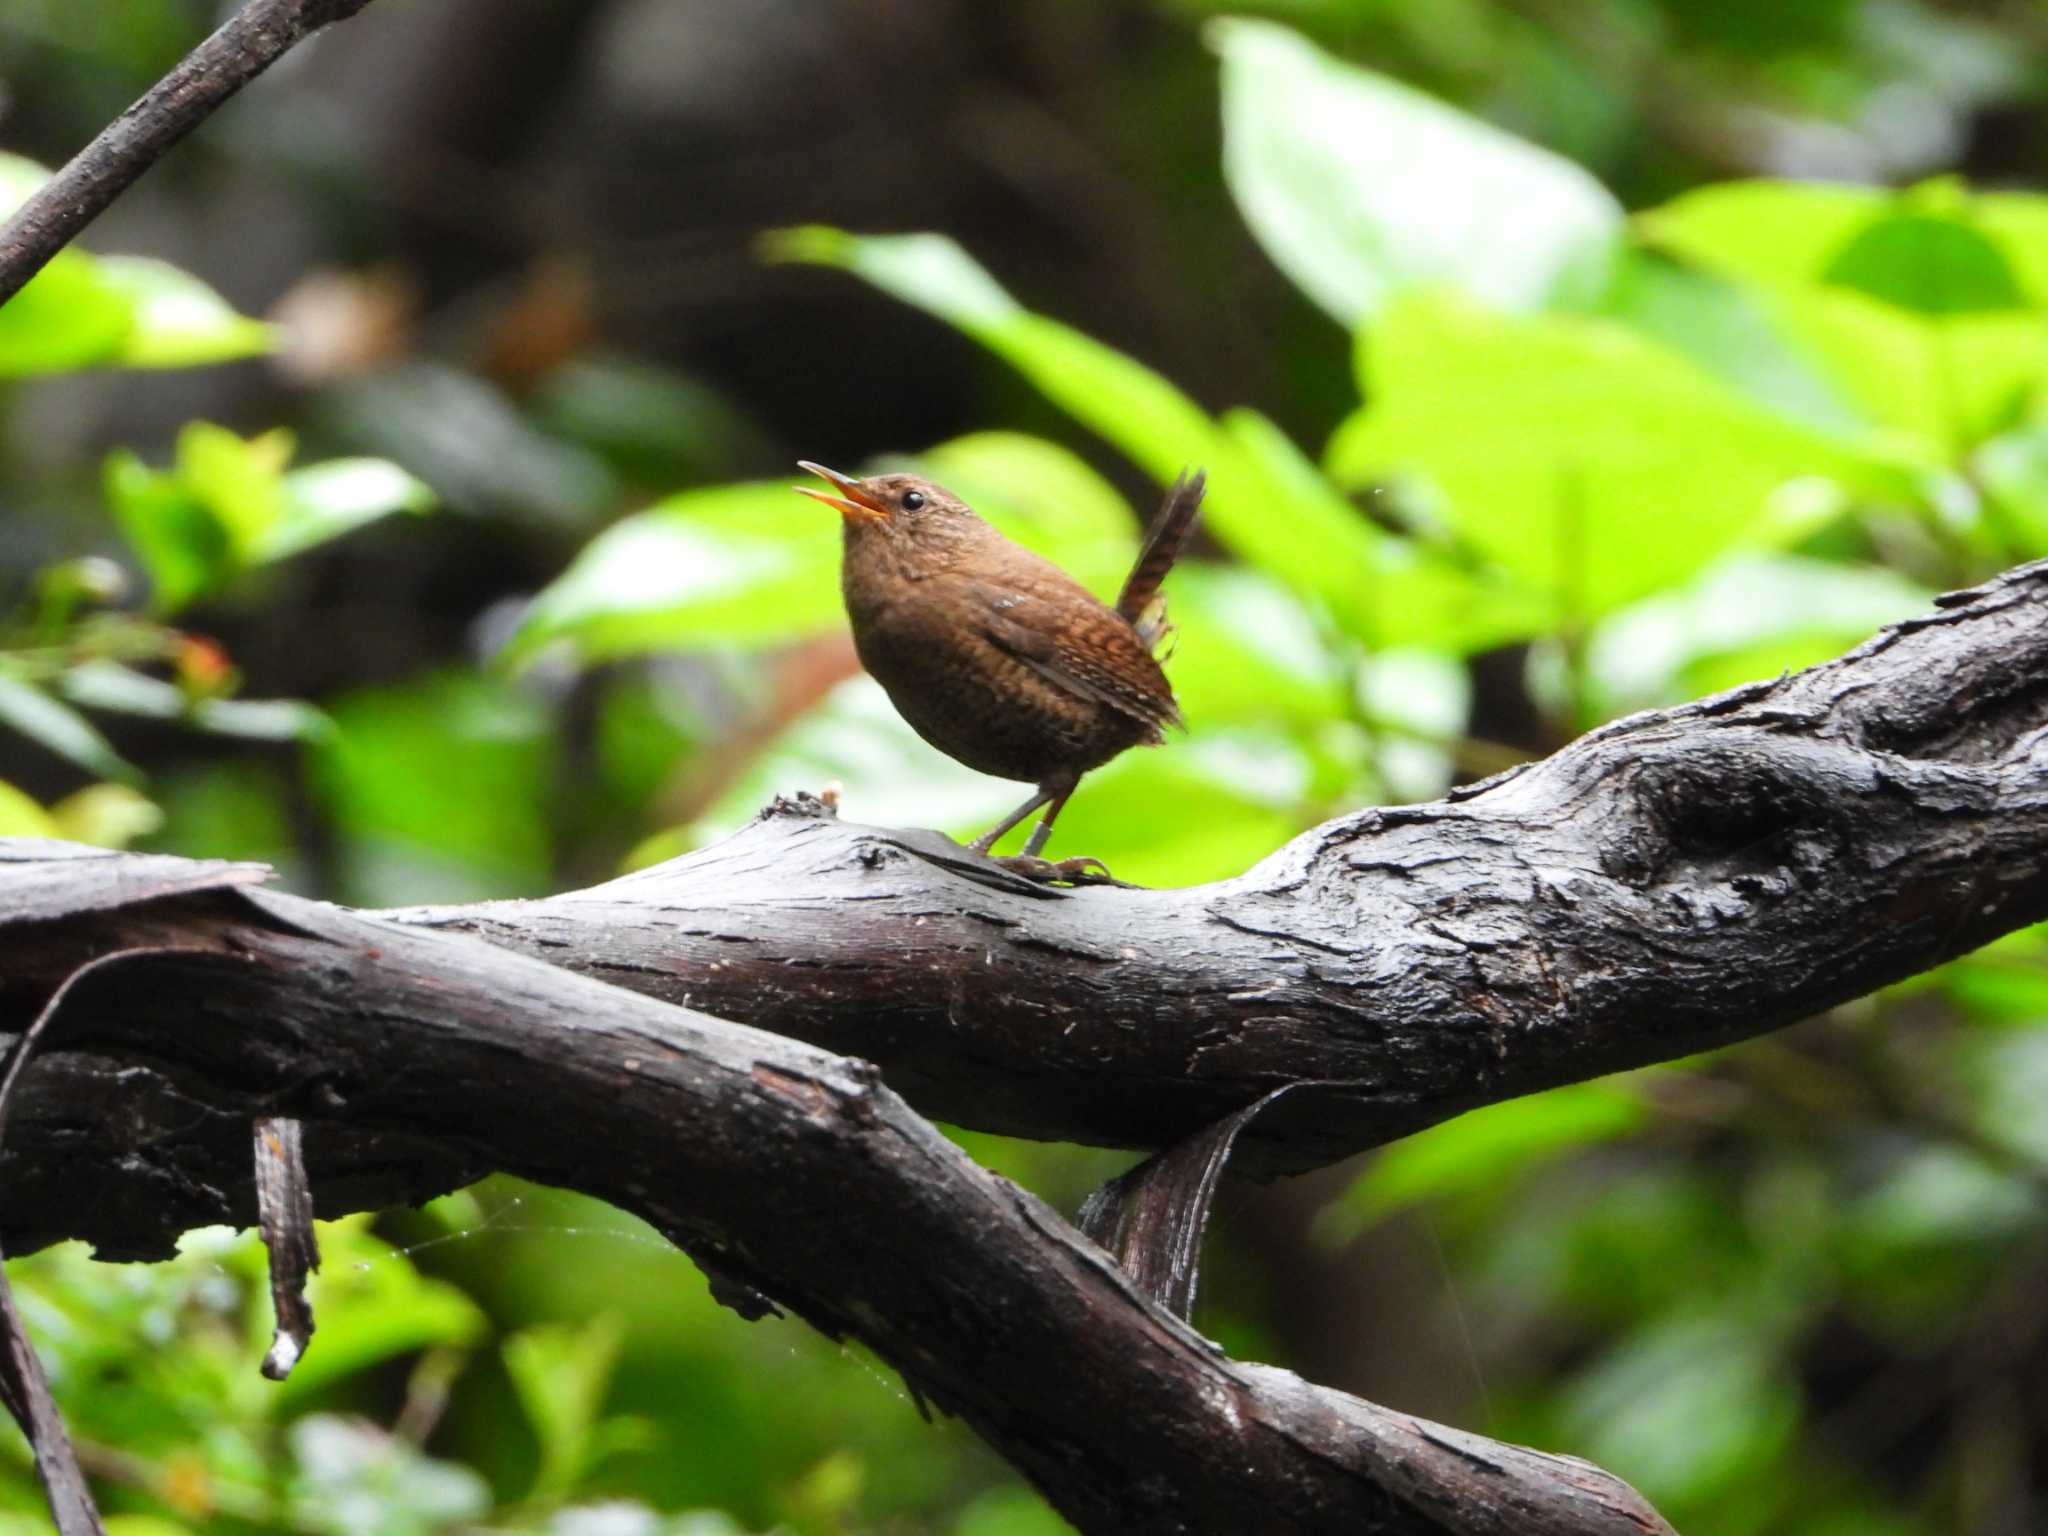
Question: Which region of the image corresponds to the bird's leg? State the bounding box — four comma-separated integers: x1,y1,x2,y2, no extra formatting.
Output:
968,783,1058,856
1018,781,1076,858
995,779,1126,886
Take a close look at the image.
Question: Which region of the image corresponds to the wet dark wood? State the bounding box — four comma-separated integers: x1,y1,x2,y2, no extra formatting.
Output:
399,559,2048,1175
0,866,1671,1535
0,560,2042,1534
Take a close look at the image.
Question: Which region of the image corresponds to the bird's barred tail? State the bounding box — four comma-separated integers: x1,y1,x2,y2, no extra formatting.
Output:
1116,468,1205,653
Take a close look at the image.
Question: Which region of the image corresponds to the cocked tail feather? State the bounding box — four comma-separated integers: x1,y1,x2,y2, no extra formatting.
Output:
1117,469,1205,655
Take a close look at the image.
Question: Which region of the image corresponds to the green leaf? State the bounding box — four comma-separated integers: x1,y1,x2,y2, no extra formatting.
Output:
509,482,841,665
504,1315,632,1504
95,255,275,367
1223,406,1551,650
1773,290,2045,455
1590,249,1865,437
103,448,233,614
1820,212,2027,316
775,228,1544,652
0,251,135,376
0,673,140,781
47,783,163,848
1210,19,1622,324
769,228,1235,519
261,458,437,561
1327,1081,1646,1237
1328,292,1890,617
951,1488,1076,1536
308,670,557,903
176,421,292,558
0,156,271,375
1640,180,1900,294
0,779,58,837
1641,180,2048,451
1976,192,2048,307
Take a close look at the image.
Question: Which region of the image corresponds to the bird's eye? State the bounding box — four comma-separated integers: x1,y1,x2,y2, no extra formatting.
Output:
901,490,926,511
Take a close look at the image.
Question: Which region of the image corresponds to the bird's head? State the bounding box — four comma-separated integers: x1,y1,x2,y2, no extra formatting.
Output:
795,462,976,543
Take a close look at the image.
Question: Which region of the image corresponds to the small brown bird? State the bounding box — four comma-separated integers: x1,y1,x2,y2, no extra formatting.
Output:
796,461,1204,880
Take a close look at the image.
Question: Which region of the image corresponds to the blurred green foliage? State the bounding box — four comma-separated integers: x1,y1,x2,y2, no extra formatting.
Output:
3,3,2048,1533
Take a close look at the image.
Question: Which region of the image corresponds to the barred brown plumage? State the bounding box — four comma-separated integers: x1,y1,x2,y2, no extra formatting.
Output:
796,461,1204,882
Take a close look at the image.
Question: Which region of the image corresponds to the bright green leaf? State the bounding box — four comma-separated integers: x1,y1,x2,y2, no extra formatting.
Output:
1769,287,2045,455
1976,192,2048,307
509,482,841,665
95,255,275,367
1591,249,1864,437
951,1487,1075,1536
1223,407,1552,650
48,783,163,848
1638,180,1896,293
0,251,135,376
262,458,437,561
176,421,292,558
1328,292,1891,616
1641,180,2048,451
1210,18,1621,324
309,670,556,903
0,156,270,375
103,448,233,614
0,780,58,837
776,228,1545,651
1162,564,1347,728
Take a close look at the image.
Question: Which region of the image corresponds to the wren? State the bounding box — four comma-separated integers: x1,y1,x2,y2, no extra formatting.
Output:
796,461,1203,881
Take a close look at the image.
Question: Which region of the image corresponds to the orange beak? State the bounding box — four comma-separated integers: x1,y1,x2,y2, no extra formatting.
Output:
795,461,889,524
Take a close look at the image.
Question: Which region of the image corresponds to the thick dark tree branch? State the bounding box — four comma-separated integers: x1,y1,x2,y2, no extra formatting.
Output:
0,854,1672,1535
0,0,378,305
392,559,2048,1176
0,563,2041,1533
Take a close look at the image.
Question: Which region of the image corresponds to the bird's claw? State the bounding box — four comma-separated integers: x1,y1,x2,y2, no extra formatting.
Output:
993,854,1134,888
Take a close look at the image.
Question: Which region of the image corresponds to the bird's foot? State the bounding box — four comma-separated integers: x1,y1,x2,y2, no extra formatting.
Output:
993,853,1133,887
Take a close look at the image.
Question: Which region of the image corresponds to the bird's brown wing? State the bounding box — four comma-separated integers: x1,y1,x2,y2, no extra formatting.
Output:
966,576,1182,736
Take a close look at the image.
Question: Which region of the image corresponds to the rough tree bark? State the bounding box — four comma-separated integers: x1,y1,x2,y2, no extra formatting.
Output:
1,560,2043,1534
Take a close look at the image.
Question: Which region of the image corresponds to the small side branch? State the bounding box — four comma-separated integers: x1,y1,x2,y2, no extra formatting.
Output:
0,0,379,305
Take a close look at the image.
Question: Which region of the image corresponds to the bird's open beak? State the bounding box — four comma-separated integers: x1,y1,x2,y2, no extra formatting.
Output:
795,461,889,524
